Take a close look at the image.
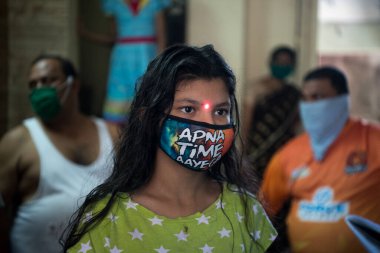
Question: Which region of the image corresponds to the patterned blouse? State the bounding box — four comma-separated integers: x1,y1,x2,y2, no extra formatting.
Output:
68,184,277,253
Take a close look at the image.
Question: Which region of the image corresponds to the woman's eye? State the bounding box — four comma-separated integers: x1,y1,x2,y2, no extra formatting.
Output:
215,108,229,116
180,106,194,113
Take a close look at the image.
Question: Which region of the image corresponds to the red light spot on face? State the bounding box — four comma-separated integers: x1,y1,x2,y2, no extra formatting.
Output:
203,103,210,110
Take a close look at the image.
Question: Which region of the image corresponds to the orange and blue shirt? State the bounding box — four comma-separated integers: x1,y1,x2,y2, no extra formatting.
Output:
260,118,380,253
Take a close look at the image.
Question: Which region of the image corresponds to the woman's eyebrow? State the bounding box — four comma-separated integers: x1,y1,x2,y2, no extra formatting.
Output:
174,98,200,105
214,101,231,107
174,99,231,108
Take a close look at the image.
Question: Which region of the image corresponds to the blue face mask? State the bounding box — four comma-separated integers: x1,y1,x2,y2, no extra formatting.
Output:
300,94,349,161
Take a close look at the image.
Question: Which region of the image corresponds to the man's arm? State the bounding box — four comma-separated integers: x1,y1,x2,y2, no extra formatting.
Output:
0,126,26,252
259,152,291,217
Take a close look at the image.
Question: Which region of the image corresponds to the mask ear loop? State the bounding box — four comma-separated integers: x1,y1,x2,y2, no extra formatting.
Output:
60,75,74,104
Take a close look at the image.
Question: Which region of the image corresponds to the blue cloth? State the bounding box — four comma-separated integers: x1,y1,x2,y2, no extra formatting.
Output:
101,0,170,122
299,94,349,161
345,215,380,253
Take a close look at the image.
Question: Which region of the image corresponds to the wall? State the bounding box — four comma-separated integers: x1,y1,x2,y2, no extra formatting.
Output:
0,1,8,135
187,0,246,102
78,0,111,116
245,0,297,84
7,0,77,129
245,0,318,87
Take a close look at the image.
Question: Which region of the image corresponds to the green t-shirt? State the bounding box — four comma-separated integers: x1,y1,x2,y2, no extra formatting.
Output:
68,184,277,253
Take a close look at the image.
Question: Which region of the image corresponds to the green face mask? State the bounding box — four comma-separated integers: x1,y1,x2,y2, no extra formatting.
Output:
29,76,73,121
29,87,62,121
270,64,294,80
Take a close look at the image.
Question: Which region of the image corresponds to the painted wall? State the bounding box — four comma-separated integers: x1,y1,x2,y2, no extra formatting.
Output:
246,0,318,87
7,0,77,128
187,0,246,102
245,0,297,84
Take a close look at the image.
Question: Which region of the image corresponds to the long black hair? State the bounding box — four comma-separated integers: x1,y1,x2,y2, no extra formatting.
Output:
62,44,259,250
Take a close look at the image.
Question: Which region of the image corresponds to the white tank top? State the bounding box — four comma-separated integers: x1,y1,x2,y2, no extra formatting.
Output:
11,117,114,253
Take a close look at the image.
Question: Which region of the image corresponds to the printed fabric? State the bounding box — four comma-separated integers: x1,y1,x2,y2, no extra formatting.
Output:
100,0,170,123
160,115,235,171
246,83,301,178
68,184,277,253
260,118,380,253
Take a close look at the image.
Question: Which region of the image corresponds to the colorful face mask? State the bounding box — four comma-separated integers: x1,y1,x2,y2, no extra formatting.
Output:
270,64,294,80
29,76,73,121
300,94,349,161
160,115,235,171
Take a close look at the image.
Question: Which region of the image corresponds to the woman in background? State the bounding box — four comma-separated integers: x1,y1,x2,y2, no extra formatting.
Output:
79,0,170,124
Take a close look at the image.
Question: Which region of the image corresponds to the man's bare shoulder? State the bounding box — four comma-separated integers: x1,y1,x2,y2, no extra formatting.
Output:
0,124,35,170
0,125,32,152
104,122,120,144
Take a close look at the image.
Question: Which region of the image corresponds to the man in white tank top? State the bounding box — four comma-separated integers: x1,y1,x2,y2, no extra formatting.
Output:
0,55,119,252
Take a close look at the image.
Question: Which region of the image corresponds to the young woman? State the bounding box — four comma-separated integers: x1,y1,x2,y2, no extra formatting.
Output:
79,0,170,124
63,44,277,252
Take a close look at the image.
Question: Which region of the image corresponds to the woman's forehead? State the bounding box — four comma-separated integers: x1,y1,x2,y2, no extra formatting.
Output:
174,78,230,101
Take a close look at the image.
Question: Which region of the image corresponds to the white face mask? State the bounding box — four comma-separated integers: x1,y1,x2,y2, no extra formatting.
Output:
299,94,349,161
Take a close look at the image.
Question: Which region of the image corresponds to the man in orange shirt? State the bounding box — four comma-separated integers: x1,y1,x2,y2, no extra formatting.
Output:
260,66,380,253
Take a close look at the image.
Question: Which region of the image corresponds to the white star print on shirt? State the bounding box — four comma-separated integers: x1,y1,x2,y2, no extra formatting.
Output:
104,237,111,248
200,243,214,253
125,199,138,210
149,216,163,226
108,213,119,223
128,228,144,240
174,230,189,241
215,200,226,209
196,214,210,224
240,244,245,251
236,212,244,223
252,204,259,214
155,246,170,253
269,233,277,241
78,241,92,253
109,246,123,253
82,211,93,223
251,230,261,241
218,227,231,238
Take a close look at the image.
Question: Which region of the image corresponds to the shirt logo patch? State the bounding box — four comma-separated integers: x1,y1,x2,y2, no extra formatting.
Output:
291,166,310,181
345,150,367,174
298,187,349,222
